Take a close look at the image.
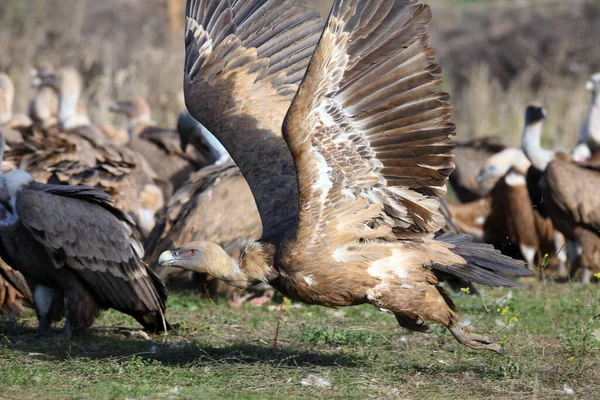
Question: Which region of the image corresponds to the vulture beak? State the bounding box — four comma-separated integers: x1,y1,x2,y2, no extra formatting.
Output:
158,248,181,267
108,100,129,114
475,171,487,185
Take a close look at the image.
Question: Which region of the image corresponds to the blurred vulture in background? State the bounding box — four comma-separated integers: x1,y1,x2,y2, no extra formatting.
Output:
522,104,600,282
4,67,165,237
109,97,216,190
449,137,506,202
0,259,33,316
0,131,169,336
572,73,600,162
28,61,58,128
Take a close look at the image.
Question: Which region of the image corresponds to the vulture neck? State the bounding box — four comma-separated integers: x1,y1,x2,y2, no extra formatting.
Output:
198,125,230,164
522,121,554,171
226,241,278,289
585,92,600,146
57,81,82,129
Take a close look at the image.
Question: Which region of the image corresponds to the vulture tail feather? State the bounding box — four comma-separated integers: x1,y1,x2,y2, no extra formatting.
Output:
434,233,532,288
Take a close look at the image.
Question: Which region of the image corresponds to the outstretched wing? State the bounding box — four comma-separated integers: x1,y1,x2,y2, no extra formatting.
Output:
183,0,323,244
16,183,167,329
283,1,455,263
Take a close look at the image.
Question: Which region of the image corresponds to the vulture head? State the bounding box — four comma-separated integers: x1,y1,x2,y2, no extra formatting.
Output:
0,132,32,226
109,97,154,131
0,73,15,125
158,240,276,289
177,109,230,163
524,104,546,126
585,72,600,94
30,60,54,88
36,67,83,129
476,147,531,185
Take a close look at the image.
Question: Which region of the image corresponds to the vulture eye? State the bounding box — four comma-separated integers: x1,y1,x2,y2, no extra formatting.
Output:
188,249,198,256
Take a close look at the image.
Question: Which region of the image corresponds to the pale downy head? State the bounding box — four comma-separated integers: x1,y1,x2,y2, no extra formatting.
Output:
30,60,54,88
158,241,240,281
0,130,33,227
0,73,15,125
585,73,600,94
521,103,554,171
572,142,592,163
476,147,531,185
37,67,83,128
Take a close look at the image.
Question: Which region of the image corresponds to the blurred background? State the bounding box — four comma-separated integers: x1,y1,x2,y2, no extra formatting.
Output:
1,0,599,148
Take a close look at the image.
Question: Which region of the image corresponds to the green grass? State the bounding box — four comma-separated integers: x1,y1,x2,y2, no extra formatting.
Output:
1,281,599,399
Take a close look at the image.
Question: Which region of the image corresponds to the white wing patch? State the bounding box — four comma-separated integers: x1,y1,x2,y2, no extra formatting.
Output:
313,150,333,203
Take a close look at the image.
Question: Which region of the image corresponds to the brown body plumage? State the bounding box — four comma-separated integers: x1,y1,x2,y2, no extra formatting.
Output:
160,0,530,352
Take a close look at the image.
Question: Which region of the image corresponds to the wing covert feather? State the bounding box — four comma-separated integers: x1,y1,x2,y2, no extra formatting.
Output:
283,0,455,261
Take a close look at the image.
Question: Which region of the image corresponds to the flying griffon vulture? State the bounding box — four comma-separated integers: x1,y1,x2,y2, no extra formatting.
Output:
0,131,169,336
159,0,530,352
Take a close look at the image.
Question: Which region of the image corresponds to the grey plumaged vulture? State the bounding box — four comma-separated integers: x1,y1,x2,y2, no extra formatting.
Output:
158,0,530,352
0,130,169,336
522,104,600,282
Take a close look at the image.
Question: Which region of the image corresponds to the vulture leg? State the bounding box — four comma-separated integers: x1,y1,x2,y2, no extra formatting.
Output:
375,282,501,352
448,325,501,353
554,232,569,278
227,293,254,309
33,285,62,337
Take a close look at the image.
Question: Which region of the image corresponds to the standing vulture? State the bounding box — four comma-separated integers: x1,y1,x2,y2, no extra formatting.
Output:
159,0,530,352
449,137,506,202
0,131,169,336
574,73,600,159
109,98,216,190
7,67,165,237
522,104,600,282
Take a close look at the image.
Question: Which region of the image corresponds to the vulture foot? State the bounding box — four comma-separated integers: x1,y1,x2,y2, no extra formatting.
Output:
449,325,502,353
227,293,255,309
250,290,274,307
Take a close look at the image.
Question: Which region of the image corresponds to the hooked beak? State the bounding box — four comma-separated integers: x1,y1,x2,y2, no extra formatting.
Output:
179,130,189,152
158,248,182,267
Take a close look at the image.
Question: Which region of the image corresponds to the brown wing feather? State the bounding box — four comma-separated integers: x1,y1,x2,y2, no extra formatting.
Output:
283,0,455,262
545,160,600,233
183,0,323,243
16,184,167,326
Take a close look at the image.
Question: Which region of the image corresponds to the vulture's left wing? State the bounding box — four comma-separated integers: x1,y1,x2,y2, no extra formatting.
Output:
16,183,167,328
283,0,455,266
183,0,324,243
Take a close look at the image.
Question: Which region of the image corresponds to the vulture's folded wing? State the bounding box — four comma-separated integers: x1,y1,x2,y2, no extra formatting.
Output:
282,0,455,266
546,160,600,231
15,184,167,326
183,0,324,243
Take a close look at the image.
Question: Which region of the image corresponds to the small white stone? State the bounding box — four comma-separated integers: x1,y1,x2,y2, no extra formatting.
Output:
563,384,575,395
300,374,332,388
